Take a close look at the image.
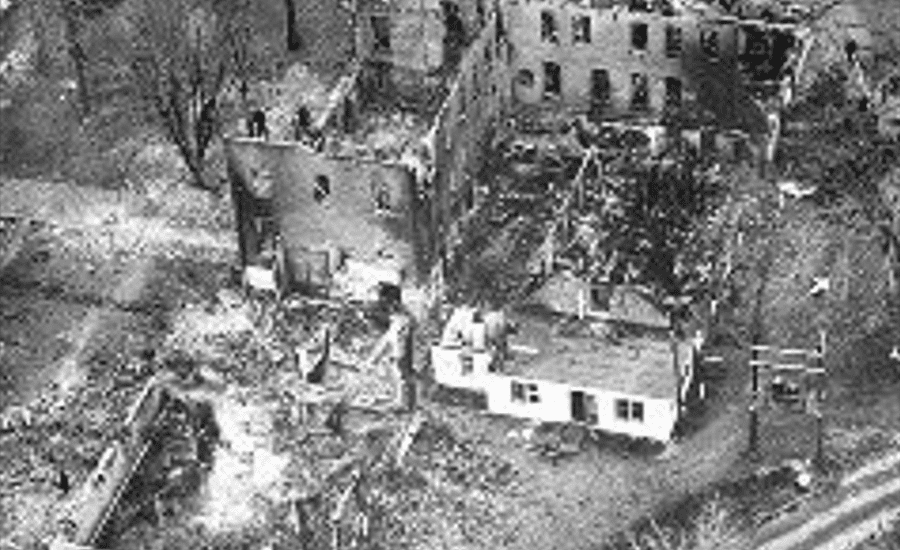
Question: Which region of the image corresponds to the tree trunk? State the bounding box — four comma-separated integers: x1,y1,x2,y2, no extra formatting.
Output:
60,0,90,117
284,0,301,51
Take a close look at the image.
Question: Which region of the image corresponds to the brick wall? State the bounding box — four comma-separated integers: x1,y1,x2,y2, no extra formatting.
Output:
505,0,755,128
425,5,512,263
226,139,434,292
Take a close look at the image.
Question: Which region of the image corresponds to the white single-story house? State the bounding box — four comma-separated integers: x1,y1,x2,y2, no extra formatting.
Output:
431,304,701,443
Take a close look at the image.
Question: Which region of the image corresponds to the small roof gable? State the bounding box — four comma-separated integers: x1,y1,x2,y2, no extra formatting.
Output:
529,271,671,329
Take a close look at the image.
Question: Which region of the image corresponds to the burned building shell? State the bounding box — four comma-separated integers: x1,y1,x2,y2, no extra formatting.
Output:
225,0,778,316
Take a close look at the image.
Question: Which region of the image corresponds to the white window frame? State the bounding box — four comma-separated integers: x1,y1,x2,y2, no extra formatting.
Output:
511,380,540,404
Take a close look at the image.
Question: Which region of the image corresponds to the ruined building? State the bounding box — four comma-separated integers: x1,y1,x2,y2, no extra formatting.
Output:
506,0,746,124
227,0,511,316
225,0,779,316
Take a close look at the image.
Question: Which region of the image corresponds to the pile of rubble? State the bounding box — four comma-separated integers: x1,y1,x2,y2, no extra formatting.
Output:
329,108,430,162
408,421,517,492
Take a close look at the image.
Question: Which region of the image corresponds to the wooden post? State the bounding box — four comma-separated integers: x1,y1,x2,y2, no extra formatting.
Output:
748,403,759,457
814,410,824,469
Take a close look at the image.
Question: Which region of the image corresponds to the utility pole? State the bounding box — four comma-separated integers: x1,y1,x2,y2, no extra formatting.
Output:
810,330,827,469
748,344,771,457
748,337,827,464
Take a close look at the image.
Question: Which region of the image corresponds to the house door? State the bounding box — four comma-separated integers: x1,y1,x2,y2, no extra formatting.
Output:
571,391,598,424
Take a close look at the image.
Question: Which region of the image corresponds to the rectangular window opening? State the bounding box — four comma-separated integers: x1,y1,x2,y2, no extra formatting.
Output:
512,381,540,403
371,15,391,52
665,25,682,57
701,29,720,61
544,61,561,95
511,381,525,402
665,77,682,108
591,69,610,106
540,11,559,44
374,183,391,213
630,73,649,110
461,353,474,375
572,15,591,44
615,398,645,422
631,401,645,422
629,0,652,11
631,22,648,50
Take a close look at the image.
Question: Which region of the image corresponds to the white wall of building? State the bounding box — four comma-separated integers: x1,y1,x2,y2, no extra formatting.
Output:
483,375,678,442
432,343,680,442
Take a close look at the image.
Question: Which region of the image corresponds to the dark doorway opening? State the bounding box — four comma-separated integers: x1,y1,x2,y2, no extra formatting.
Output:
571,391,598,423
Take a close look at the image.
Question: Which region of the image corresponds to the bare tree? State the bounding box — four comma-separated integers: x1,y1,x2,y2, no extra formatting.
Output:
127,0,248,190
59,0,91,117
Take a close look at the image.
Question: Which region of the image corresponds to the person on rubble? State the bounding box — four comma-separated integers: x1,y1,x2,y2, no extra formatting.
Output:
294,105,311,141
50,456,70,496
249,109,269,139
325,399,346,436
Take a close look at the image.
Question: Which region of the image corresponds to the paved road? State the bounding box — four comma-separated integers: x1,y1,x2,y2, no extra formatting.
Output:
751,450,900,550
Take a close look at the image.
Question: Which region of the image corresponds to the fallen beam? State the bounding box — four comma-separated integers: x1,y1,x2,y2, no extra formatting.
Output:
50,373,189,549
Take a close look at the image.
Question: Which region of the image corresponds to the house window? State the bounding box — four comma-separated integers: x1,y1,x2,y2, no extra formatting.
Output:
371,15,391,52
630,73,649,110
374,183,391,212
589,284,612,309
615,398,645,421
632,401,644,421
631,23,648,50
572,15,591,44
701,29,720,61
313,174,330,202
615,399,630,419
544,61,561,95
511,381,540,403
540,11,558,44
665,77,682,108
461,353,474,375
665,25,682,57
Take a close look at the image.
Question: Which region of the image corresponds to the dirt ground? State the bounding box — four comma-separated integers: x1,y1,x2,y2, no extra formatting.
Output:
0,168,238,550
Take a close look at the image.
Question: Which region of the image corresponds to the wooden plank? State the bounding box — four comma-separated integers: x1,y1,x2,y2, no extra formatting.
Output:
394,413,425,468
770,363,806,371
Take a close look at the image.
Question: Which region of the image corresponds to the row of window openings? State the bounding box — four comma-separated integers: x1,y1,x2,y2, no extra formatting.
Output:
533,64,682,109
510,382,646,422
540,13,719,60
373,6,506,54
313,175,393,212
